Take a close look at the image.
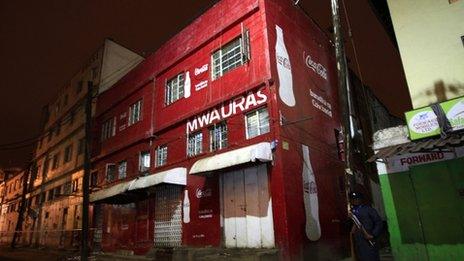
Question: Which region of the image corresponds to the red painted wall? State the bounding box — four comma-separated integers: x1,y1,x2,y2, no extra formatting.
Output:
93,0,348,259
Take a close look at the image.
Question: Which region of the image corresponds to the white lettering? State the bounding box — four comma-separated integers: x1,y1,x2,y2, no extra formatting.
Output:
195,80,208,91
305,53,328,80
186,89,268,133
194,64,209,76
233,96,246,115
245,92,257,110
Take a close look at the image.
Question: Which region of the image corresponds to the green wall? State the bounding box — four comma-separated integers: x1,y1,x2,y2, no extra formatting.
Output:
380,157,464,260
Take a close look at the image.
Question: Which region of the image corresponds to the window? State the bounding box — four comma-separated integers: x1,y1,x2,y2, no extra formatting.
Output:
165,73,184,105
211,33,249,79
245,107,270,139
69,111,75,125
155,145,168,167
334,129,345,161
64,144,73,163
63,94,68,106
91,172,98,187
55,122,61,136
78,138,85,155
128,100,142,125
101,117,116,140
139,151,150,172
47,131,52,142
47,189,54,201
64,181,72,194
72,179,79,192
38,138,42,149
118,161,127,179
52,153,60,170
54,186,61,197
106,164,116,182
187,132,203,157
209,122,228,151
76,81,83,94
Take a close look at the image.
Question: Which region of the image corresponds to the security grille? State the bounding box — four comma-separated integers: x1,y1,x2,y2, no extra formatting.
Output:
154,184,183,247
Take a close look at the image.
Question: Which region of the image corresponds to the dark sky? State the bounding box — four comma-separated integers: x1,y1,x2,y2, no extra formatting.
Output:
0,0,411,168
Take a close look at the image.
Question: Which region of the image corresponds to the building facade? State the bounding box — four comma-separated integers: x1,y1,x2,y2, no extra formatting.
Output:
90,0,355,259
387,0,464,108
18,39,143,249
0,169,24,244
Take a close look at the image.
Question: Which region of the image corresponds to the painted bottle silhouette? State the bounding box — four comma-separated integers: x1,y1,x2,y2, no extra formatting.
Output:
184,71,191,98
183,189,190,223
302,144,321,241
275,25,295,107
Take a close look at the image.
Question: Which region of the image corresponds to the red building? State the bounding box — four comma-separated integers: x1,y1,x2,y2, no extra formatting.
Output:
91,0,348,259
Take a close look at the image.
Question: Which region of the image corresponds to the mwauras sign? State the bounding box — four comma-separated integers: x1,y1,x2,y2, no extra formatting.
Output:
405,96,464,140
186,89,268,133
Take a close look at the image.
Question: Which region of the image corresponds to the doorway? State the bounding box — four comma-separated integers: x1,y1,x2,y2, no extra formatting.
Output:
220,164,275,248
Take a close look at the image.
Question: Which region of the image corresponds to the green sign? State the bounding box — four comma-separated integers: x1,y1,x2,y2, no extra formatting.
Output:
405,96,464,140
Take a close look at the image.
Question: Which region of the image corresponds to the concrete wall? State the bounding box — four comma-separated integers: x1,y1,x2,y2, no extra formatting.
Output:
387,0,464,108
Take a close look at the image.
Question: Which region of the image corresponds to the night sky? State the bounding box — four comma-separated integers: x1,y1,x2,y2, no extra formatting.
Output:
0,0,411,169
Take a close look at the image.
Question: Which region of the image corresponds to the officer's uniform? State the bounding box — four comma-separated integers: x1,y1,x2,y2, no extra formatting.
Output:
351,193,383,261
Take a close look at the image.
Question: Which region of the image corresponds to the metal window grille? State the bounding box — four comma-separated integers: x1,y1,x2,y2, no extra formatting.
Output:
155,145,168,167
64,145,73,163
139,151,150,172
153,185,182,247
106,164,116,182
165,73,184,105
209,122,228,151
101,117,116,140
187,132,203,157
118,161,127,179
245,107,270,139
128,100,142,126
211,35,248,80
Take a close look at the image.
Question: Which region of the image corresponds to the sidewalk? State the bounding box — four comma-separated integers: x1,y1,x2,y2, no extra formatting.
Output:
0,245,80,261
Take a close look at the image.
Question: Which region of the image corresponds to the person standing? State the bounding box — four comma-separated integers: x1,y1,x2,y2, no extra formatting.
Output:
350,191,383,261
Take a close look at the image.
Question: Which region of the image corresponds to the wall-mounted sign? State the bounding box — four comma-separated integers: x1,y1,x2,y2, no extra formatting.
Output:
304,51,328,80
186,89,267,133
405,96,464,140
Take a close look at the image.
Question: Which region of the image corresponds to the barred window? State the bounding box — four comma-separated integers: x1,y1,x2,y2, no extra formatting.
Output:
106,164,116,182
52,153,60,170
64,144,73,163
165,73,184,105
155,145,168,167
101,117,116,140
118,161,127,179
245,107,270,139
211,32,249,79
187,132,203,157
128,100,142,126
209,122,228,151
139,151,151,172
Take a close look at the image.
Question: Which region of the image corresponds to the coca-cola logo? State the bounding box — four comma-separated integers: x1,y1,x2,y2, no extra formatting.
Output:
196,188,212,198
304,53,327,80
194,64,209,76
277,56,291,70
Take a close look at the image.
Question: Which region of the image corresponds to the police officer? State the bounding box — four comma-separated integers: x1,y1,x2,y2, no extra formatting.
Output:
350,191,383,261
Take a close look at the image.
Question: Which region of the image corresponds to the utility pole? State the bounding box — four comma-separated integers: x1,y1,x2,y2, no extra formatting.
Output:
11,162,33,248
81,81,93,261
330,0,354,177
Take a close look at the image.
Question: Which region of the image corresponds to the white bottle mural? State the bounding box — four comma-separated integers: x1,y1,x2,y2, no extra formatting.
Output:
302,144,321,241
275,25,295,107
183,189,190,223
184,71,191,98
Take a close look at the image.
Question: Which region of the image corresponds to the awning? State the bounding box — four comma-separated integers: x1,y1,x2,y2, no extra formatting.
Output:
90,167,187,203
368,134,464,162
129,167,187,190
189,142,273,175
90,181,133,203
